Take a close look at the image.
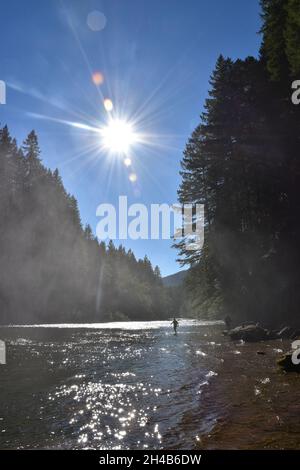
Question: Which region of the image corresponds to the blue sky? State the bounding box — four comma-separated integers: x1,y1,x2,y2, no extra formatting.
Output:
0,0,261,276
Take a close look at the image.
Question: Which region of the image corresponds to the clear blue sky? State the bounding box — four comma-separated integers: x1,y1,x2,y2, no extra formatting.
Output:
0,0,261,276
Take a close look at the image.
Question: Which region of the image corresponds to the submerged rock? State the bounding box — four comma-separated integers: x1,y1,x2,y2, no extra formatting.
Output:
228,324,268,342
277,352,300,373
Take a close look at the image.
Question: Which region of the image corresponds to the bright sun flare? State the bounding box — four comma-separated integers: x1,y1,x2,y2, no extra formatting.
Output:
100,119,137,154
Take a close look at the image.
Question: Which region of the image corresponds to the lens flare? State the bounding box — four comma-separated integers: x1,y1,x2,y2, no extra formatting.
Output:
124,157,132,167
92,72,104,86
103,98,113,112
87,11,107,32
101,119,137,154
129,173,137,182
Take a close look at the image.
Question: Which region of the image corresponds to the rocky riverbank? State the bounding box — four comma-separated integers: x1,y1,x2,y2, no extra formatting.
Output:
224,323,300,373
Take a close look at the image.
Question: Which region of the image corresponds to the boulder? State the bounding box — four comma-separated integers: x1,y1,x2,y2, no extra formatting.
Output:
265,329,279,340
276,326,295,339
290,329,300,340
267,326,300,340
228,324,268,342
277,352,300,373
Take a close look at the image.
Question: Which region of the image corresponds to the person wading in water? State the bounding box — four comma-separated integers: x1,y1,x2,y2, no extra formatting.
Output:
171,318,179,335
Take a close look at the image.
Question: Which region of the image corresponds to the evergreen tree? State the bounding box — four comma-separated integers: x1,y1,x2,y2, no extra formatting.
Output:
176,0,300,325
0,126,173,324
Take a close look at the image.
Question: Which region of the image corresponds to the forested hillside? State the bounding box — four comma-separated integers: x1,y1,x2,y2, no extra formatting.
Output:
176,0,300,325
162,270,187,287
0,126,172,324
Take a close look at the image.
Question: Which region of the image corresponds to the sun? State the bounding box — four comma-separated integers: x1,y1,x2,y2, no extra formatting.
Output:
100,118,137,154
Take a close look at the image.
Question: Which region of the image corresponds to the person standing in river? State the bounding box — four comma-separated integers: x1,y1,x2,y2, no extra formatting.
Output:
171,318,179,335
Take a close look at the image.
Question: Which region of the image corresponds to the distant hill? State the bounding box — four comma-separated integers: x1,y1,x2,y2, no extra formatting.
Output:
163,270,187,287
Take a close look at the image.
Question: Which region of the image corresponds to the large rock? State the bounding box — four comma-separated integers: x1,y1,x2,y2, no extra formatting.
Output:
276,326,295,339
228,324,268,342
290,329,300,340
277,352,300,373
265,329,279,340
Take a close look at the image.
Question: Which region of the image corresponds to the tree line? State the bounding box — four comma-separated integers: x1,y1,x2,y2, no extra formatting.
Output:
0,126,176,324
176,0,300,326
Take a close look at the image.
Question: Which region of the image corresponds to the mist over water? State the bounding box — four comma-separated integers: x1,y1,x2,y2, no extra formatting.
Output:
0,320,299,449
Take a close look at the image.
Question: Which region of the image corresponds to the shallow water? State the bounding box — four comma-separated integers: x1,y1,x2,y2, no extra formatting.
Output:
0,320,299,449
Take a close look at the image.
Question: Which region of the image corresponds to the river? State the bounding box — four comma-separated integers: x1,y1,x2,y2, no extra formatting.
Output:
0,320,299,449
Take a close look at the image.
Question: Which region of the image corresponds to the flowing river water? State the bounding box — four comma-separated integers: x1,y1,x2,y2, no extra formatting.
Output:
0,320,299,449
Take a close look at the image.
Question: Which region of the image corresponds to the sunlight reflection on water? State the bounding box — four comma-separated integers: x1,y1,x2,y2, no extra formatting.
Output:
0,320,224,449
1,320,297,450
3,319,223,329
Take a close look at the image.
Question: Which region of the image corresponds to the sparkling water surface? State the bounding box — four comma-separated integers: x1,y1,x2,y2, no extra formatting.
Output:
0,320,299,449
